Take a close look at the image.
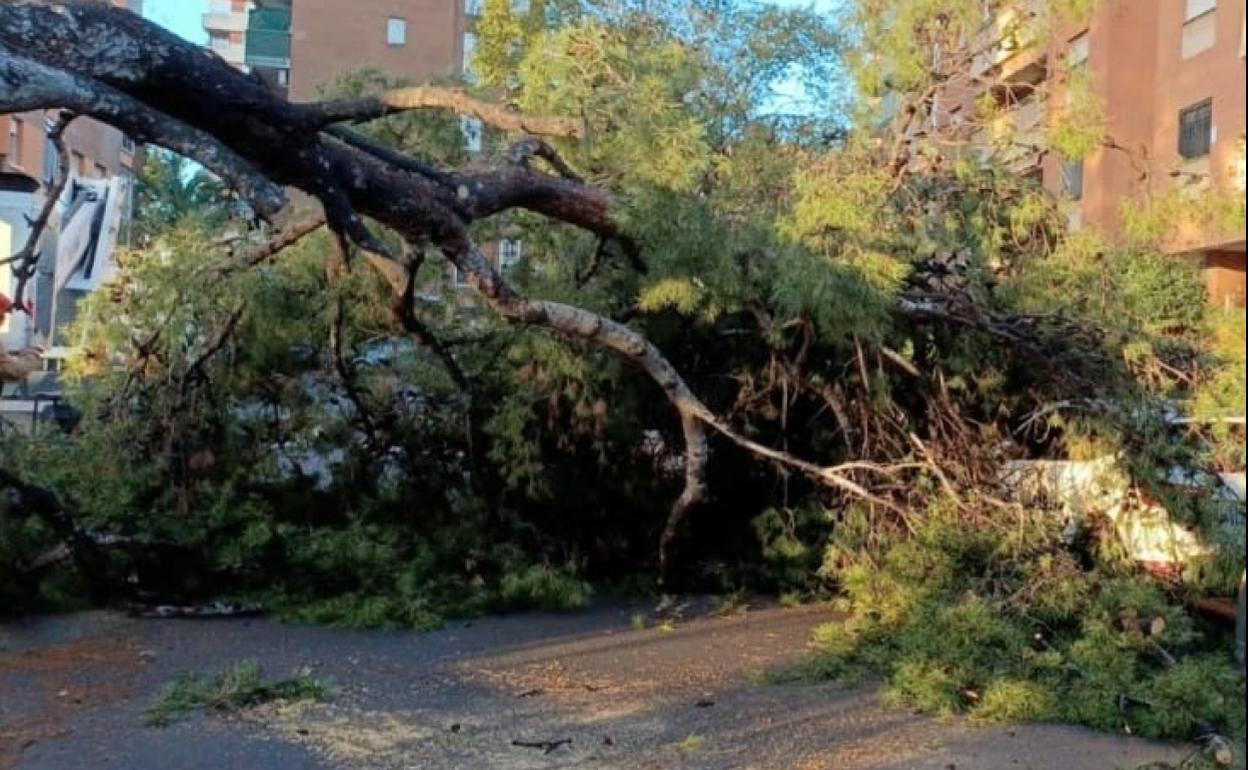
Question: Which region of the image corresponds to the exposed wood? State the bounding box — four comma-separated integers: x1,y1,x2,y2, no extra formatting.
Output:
317,86,587,138
1189,597,1237,625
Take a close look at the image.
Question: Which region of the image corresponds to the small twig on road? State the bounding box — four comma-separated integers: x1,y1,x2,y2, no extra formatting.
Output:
512,738,572,755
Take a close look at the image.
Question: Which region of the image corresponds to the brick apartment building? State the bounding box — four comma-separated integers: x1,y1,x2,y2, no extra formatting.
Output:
1,0,144,360
941,0,1246,307
205,0,475,100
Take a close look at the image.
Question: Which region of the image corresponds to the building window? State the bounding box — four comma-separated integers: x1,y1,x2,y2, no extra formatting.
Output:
1185,0,1216,20
1182,0,1217,58
460,116,483,154
43,135,60,183
1179,99,1213,159
499,239,523,272
1061,159,1084,200
277,68,290,86
462,32,478,79
1067,32,1089,68
121,134,135,154
8,118,22,168
386,17,407,46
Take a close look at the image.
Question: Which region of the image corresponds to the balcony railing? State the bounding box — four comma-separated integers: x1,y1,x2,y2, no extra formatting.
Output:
245,30,291,68
245,8,291,69
202,12,247,32
971,0,1048,85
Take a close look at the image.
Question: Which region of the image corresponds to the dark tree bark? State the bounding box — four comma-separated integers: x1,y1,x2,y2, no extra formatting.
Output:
0,468,113,599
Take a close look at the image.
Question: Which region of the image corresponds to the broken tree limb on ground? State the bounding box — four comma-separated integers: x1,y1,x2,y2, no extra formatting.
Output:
511,738,573,755
0,469,113,599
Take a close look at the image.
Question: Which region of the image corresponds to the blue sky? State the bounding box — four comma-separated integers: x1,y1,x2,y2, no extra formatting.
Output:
144,0,206,44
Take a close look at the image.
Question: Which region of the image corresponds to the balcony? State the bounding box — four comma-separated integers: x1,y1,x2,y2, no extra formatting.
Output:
209,37,246,66
245,31,290,68
245,7,291,69
971,0,1048,86
202,12,247,33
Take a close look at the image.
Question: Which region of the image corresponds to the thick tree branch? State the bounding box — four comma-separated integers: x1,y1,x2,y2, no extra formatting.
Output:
314,86,586,138
1,110,73,311
0,53,287,220
508,137,585,182
322,124,458,188
453,166,647,273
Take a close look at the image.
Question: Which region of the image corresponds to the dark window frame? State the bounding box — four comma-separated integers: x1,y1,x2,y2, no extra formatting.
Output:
8,117,23,168
1178,98,1213,159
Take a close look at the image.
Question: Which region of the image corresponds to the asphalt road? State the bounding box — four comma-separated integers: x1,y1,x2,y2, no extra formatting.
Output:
1,602,1190,770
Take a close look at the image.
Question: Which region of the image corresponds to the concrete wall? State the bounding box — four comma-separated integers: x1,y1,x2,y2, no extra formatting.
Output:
288,0,467,100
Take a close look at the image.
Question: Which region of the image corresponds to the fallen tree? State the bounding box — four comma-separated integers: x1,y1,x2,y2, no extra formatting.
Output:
1,0,1238,579
0,2,875,574
2,0,1242,757
0,0,1053,576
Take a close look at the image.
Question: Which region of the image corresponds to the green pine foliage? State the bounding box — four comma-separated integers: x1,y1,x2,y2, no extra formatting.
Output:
144,661,331,727
796,503,1244,745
